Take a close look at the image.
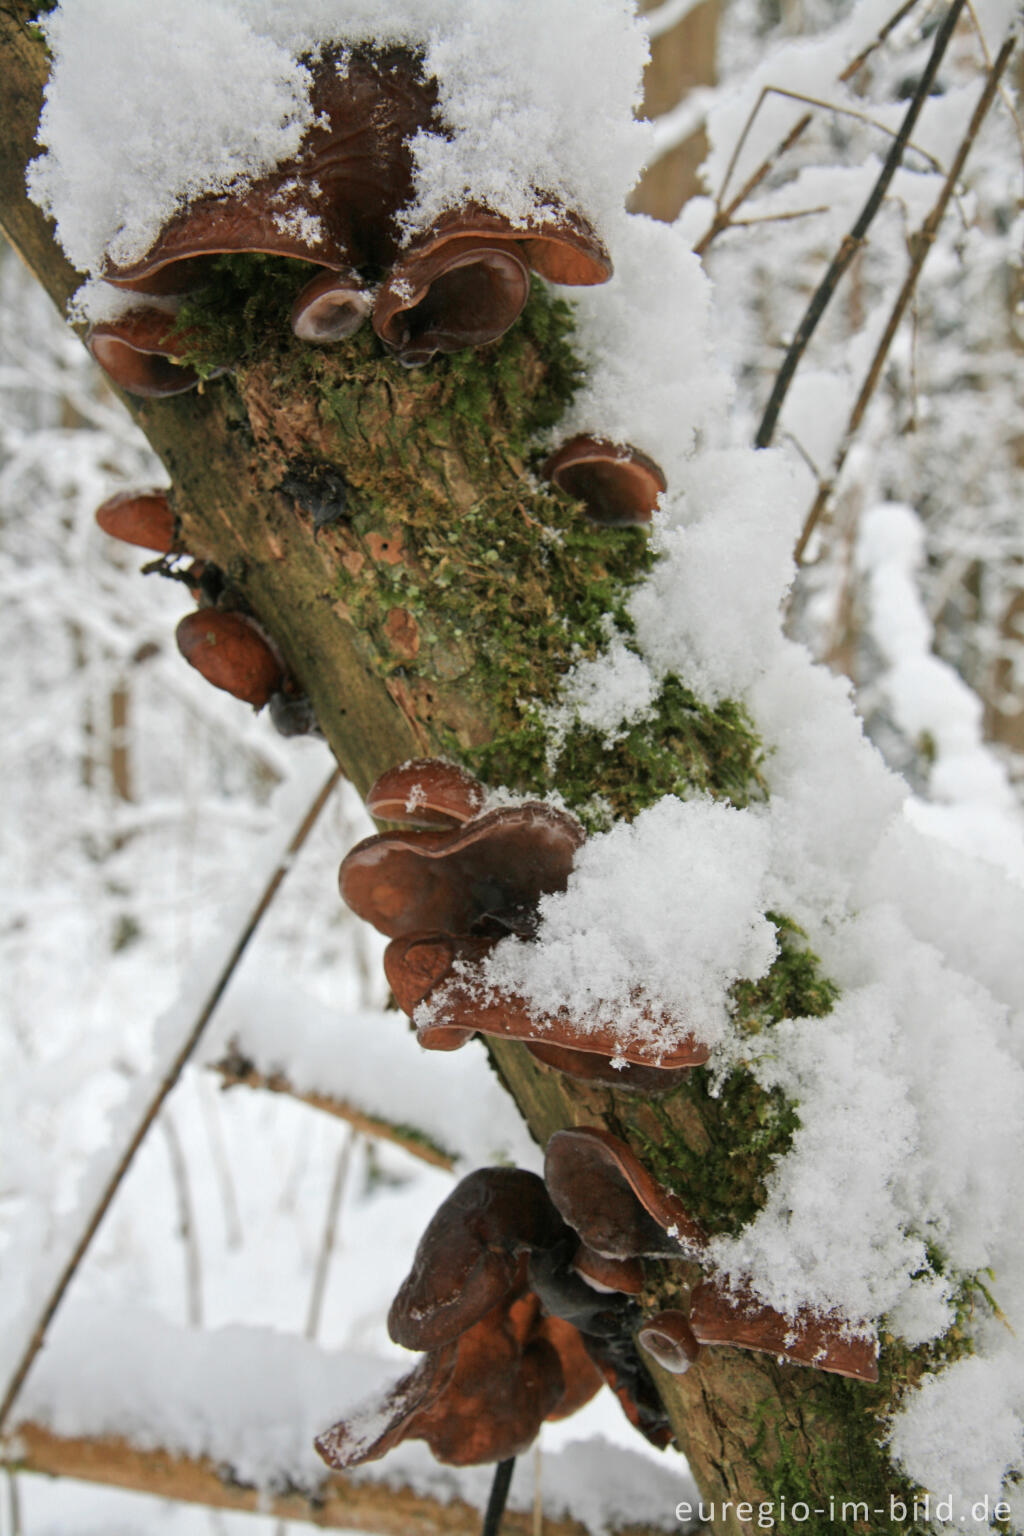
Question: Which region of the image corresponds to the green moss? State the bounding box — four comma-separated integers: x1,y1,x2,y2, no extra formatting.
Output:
619,920,837,1235
172,253,312,378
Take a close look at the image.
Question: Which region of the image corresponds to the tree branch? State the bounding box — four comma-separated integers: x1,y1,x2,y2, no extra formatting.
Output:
794,33,1016,562
755,0,967,448
7,1423,679,1536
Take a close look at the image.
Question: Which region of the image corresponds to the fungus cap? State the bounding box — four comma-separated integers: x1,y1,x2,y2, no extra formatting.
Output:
175,610,283,709
387,1167,567,1351
95,488,177,553
366,759,486,829
637,1310,701,1375
544,435,667,527
544,1126,707,1261
688,1279,879,1382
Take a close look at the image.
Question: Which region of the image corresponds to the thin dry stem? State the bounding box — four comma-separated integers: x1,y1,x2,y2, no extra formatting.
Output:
305,1129,357,1341
794,33,1017,562
756,0,968,451
161,1111,203,1329
0,767,342,1433
694,0,925,256
211,1051,456,1169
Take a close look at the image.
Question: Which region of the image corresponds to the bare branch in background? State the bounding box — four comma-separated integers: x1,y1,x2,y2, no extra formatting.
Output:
305,1129,357,1341
794,34,1017,562
694,0,924,256
0,768,341,1433
7,1423,681,1536
160,1112,203,1329
211,1049,456,1171
755,0,968,450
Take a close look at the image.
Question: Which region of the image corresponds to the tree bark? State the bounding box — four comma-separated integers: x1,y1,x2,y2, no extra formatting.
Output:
0,10,939,1532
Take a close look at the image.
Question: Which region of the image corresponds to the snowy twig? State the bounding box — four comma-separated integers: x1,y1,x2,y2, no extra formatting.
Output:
755,0,968,450
210,1050,456,1171
794,32,1017,562
693,0,923,257
0,767,342,1432
4,1422,683,1536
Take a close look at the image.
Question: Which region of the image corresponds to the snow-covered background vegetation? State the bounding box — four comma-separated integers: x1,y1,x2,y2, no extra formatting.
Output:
2,0,1024,1529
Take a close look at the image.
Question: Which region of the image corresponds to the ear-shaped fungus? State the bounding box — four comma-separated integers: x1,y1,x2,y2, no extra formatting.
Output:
688,1279,879,1382
103,51,437,305
342,759,709,1073
175,609,284,709
86,305,201,398
388,1168,566,1351
339,801,584,941
637,1310,701,1375
544,1126,707,1261
88,50,438,394
366,758,486,828
372,203,612,366
543,436,667,527
318,1168,603,1474
95,489,178,553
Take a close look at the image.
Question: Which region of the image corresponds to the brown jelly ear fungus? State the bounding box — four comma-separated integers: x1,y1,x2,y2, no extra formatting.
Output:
543,435,667,527
340,759,708,1077
316,1168,603,1473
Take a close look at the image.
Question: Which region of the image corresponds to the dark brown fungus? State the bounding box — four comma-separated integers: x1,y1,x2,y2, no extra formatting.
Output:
572,1244,645,1296
86,306,201,398
175,609,283,709
267,687,322,739
637,1310,701,1375
319,1171,602,1473
544,1127,707,1261
344,763,707,1072
688,1278,879,1383
543,435,667,527
103,51,437,304
388,1167,566,1351
372,203,611,366
94,488,178,553
535,1314,605,1419
366,758,486,829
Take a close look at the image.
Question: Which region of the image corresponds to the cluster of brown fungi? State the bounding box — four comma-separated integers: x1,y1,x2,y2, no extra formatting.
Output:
325,755,878,1518
83,39,878,1535
315,1128,878,1489
85,45,664,530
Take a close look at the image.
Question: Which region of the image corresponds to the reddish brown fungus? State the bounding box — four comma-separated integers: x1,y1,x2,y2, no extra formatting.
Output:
290,267,372,343
94,488,178,553
388,1167,567,1352
104,51,437,306
86,306,201,398
637,1310,701,1375
525,1037,695,1093
339,803,584,941
544,435,667,527
372,203,611,366
175,610,283,709
366,758,486,828
572,1244,644,1297
544,1127,707,1261
688,1279,879,1382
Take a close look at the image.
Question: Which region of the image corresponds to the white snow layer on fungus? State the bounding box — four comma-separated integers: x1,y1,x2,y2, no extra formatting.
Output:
27,0,651,283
